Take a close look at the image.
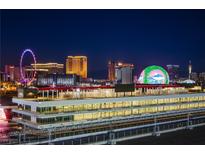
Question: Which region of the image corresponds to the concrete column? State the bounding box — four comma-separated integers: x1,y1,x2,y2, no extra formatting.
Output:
31,106,36,112
52,90,54,99
56,90,59,98
31,116,36,123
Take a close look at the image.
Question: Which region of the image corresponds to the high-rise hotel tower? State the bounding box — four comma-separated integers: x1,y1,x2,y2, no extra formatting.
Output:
108,60,116,81
108,61,134,84
66,56,87,78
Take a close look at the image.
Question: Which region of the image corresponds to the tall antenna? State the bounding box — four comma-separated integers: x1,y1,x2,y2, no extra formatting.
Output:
188,60,192,79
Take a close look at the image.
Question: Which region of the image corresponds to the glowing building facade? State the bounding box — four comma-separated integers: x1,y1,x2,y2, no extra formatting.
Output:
5,65,15,81
108,61,116,81
138,65,169,84
66,56,87,78
37,74,79,86
30,63,64,74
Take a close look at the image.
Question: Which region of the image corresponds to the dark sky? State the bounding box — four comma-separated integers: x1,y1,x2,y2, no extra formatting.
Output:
1,10,205,78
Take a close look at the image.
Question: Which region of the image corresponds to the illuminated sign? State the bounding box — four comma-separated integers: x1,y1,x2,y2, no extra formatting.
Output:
138,65,169,84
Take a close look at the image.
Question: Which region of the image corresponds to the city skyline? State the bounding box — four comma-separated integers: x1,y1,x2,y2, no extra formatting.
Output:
1,8,205,146
1,10,205,78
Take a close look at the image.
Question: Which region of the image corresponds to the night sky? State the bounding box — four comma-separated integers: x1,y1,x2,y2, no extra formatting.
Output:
1,10,205,79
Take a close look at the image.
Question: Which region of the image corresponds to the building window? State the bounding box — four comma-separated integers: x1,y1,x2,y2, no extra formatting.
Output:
25,105,31,111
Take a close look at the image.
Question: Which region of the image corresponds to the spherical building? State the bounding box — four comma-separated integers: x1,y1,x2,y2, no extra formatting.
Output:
138,65,169,84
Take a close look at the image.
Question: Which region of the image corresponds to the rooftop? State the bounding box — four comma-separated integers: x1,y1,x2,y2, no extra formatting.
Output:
37,84,183,91
12,92,205,107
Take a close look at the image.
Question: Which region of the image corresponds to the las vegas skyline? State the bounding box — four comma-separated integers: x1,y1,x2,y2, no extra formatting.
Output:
1,9,205,78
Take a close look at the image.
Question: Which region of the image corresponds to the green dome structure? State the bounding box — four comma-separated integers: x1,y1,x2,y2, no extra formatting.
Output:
138,65,169,84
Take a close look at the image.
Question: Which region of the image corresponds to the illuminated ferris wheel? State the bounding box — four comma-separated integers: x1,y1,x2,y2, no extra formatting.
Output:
20,49,37,85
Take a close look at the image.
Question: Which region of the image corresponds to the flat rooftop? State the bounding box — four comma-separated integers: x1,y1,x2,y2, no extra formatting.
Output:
12,92,205,107
37,84,183,91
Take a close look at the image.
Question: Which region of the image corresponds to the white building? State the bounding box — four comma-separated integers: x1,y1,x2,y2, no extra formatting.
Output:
12,92,205,130
115,63,134,84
